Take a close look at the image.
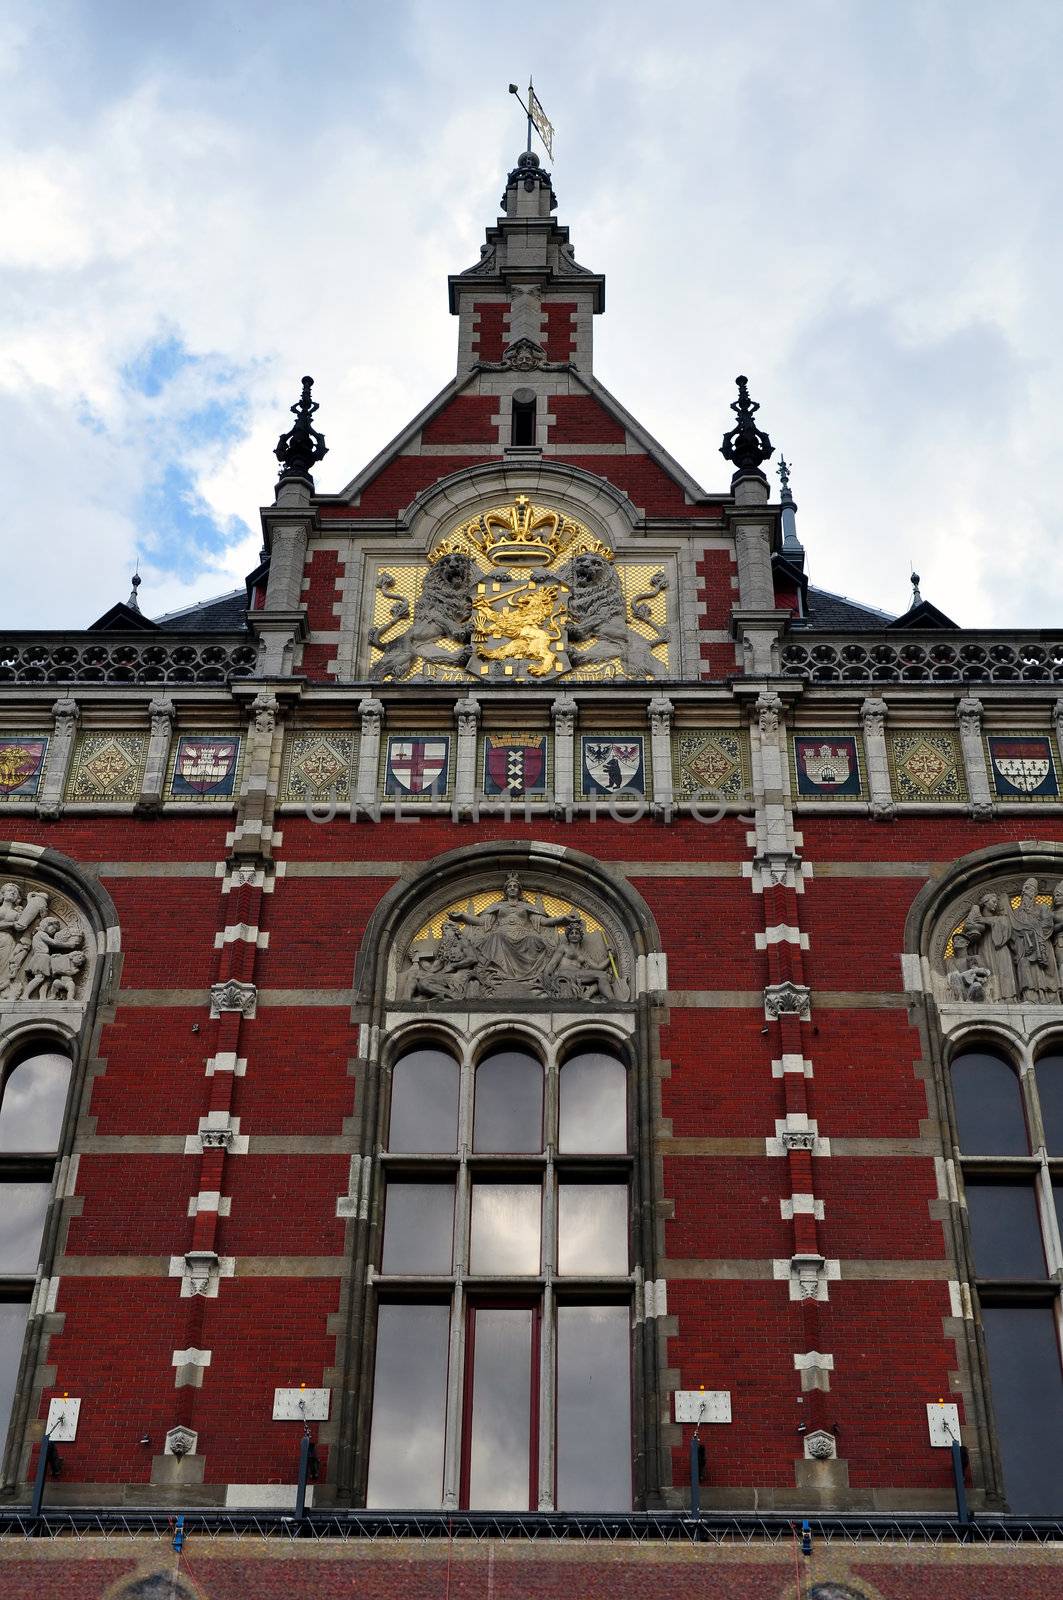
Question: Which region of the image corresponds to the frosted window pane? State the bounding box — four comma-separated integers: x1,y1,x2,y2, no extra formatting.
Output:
951,1051,1027,1155
382,1184,454,1275
982,1306,1063,1516
1036,1055,1063,1155
0,1302,28,1450
0,1053,70,1152
367,1303,449,1507
474,1051,542,1153
470,1184,541,1275
967,1182,1044,1278
558,1184,628,1276
559,1052,626,1153
467,1307,533,1509
389,1049,458,1153
556,1305,631,1510
0,1186,51,1275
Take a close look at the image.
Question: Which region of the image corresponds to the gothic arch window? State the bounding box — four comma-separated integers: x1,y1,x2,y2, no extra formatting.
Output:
0,1038,72,1451
351,849,664,1512
908,851,1063,1516
950,1036,1063,1516
367,1023,634,1511
0,845,119,1489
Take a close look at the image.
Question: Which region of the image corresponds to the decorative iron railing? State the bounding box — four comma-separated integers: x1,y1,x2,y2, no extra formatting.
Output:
0,1507,1060,1544
781,633,1063,686
0,633,259,686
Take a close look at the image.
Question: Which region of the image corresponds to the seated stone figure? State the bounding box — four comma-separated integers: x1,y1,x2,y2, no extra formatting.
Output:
543,916,623,1001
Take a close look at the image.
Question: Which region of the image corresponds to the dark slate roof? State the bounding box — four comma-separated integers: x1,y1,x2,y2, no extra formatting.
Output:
152,590,249,632
804,586,895,629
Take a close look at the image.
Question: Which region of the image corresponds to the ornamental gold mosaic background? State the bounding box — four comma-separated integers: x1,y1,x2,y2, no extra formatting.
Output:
673,729,749,799
364,499,672,683
888,729,965,802
66,731,147,803
282,732,356,802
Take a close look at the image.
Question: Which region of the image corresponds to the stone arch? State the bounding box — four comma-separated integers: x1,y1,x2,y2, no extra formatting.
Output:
355,839,661,1009
398,458,643,554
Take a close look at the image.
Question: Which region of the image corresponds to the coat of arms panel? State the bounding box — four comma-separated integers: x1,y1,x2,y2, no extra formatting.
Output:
364,498,671,684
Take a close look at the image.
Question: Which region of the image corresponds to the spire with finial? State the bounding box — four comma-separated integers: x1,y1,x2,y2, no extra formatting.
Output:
776,453,804,562
127,568,142,612
720,375,774,481
274,376,328,484
910,570,922,605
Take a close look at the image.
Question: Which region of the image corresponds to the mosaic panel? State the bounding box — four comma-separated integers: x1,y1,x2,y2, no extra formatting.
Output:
673,729,748,800
888,729,966,802
282,732,356,803
166,734,242,800
0,736,48,801
985,733,1060,800
67,731,147,803
791,733,865,800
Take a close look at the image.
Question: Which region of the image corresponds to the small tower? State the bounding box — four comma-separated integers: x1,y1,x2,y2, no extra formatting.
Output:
449,153,605,376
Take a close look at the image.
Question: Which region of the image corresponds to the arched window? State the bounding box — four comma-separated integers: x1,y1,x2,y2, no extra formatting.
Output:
951,1041,1063,1514
368,1032,634,1512
0,1043,72,1448
388,1045,459,1153
950,1048,1027,1155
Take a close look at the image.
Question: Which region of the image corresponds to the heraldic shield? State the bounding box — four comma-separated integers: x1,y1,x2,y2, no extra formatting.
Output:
471,571,571,680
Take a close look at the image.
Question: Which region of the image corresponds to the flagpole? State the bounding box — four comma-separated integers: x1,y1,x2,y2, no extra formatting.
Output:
526,75,534,154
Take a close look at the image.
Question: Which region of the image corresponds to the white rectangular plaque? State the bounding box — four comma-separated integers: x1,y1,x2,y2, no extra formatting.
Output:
273,1387,330,1422
926,1402,961,1447
674,1389,731,1424
46,1396,80,1442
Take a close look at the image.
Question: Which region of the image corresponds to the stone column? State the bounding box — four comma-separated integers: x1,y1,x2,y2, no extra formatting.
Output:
37,696,80,820
453,695,480,817
230,691,282,862
648,695,674,817
136,695,175,816
551,693,577,815
254,476,314,676
1053,698,1063,774
355,696,385,815
957,696,993,819
729,474,775,610
860,697,894,820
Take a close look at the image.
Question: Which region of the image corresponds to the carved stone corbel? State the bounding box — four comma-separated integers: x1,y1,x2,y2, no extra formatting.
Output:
136,695,176,816
37,696,80,819
647,695,674,816
860,696,895,820
551,694,577,814
956,696,993,818
453,694,481,816
764,980,812,1021
355,696,385,814
209,979,258,1019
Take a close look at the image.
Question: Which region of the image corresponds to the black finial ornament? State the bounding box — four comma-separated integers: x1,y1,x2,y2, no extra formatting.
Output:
127,570,142,612
720,375,774,478
777,454,791,496
274,375,328,482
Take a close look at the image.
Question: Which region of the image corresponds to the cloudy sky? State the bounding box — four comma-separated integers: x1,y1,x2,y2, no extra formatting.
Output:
3,0,1062,629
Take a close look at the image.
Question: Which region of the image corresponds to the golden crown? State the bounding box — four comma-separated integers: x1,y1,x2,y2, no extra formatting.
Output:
430,497,613,570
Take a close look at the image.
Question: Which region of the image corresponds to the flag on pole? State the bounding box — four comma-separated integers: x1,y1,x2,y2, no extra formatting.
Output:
528,83,554,159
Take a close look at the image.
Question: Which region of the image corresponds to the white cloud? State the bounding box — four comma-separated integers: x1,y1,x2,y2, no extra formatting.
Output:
2,0,1063,628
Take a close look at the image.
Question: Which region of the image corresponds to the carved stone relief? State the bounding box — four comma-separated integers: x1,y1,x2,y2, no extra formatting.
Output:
395,871,630,1003
0,876,91,1002
940,876,1063,1004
